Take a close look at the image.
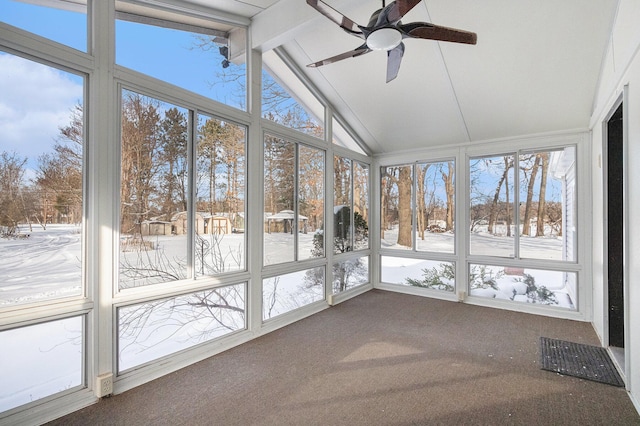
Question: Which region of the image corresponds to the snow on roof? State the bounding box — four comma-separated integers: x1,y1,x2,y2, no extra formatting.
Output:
266,210,308,221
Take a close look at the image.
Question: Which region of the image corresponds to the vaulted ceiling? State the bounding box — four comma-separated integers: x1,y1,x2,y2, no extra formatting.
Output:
184,0,618,155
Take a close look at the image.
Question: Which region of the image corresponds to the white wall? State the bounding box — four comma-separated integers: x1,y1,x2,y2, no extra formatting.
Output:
590,0,640,412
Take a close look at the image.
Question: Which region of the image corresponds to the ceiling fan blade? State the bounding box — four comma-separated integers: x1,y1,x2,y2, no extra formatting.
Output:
307,44,371,68
386,43,405,83
306,0,363,36
386,0,423,23
400,22,477,45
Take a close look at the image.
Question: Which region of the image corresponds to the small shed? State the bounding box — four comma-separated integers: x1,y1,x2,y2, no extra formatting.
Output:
265,210,308,233
141,220,172,236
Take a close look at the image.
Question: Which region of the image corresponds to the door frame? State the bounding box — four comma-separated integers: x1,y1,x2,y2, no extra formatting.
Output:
602,88,630,382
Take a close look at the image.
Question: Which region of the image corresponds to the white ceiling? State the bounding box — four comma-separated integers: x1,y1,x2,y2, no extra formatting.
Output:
185,0,618,155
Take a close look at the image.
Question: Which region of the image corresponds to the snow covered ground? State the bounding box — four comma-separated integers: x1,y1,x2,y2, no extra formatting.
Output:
0,224,82,306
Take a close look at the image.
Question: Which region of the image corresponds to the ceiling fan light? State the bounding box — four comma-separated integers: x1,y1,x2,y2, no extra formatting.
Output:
366,28,402,51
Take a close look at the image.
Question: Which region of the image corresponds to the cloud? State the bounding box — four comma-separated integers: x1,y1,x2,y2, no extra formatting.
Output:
0,53,83,166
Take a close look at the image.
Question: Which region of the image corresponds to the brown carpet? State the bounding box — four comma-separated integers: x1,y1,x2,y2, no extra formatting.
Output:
47,290,639,425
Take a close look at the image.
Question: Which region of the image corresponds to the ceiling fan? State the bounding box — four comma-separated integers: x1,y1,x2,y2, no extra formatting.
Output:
306,0,477,82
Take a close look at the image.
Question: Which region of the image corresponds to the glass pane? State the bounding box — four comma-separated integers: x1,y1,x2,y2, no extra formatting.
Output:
116,16,246,110
195,114,246,275
416,160,455,253
0,53,83,306
332,117,365,154
333,256,369,293
118,284,246,372
263,267,325,320
298,145,324,260
469,264,576,309
381,165,413,249
469,155,515,257
381,256,455,292
334,156,352,254
0,316,83,413
353,162,369,250
119,90,188,289
519,148,575,260
0,0,86,52
263,135,295,265
262,51,324,138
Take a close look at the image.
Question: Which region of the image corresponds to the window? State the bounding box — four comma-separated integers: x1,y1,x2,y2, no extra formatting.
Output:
381,165,413,249
263,134,325,266
469,154,516,257
196,114,246,275
381,257,455,292
118,284,246,372
119,90,190,289
263,267,325,320
332,117,365,154
416,160,455,254
468,147,578,309
381,160,455,253
262,50,324,138
331,156,369,294
468,264,576,309
469,148,576,261
334,157,369,253
0,53,84,305
0,0,87,52
116,11,247,110
333,256,369,293
0,316,84,412
119,90,247,289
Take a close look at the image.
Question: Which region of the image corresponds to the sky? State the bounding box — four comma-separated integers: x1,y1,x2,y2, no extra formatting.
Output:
0,0,243,172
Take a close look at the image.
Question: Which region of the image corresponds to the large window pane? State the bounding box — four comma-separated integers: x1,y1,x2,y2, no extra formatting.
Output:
381,165,413,249
416,160,455,253
353,162,369,250
332,117,365,154
263,135,295,265
263,267,325,320
519,148,575,260
334,156,352,254
0,316,83,413
119,90,188,289
196,114,246,275
333,256,369,293
469,155,515,257
381,256,455,293
299,145,324,260
262,51,324,138
118,284,246,372
0,0,86,52
0,53,84,305
468,264,575,309
116,14,246,110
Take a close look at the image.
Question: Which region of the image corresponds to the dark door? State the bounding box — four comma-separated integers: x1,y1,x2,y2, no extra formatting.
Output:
607,102,624,348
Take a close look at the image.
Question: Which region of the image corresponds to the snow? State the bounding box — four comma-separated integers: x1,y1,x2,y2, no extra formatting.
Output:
0,316,82,412
0,224,82,306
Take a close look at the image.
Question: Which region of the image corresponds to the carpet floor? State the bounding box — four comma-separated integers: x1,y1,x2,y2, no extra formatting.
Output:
46,290,639,425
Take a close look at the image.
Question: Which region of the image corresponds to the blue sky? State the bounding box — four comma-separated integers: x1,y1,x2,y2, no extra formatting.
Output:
0,0,245,171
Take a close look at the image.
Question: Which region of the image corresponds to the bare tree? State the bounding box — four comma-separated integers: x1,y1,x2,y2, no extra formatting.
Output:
443,161,455,231
0,151,27,236
536,152,550,237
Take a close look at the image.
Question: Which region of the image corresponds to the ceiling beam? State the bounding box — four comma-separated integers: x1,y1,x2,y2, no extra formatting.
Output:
251,0,358,52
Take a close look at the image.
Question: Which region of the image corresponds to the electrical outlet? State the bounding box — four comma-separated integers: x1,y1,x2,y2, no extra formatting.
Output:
96,373,113,397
